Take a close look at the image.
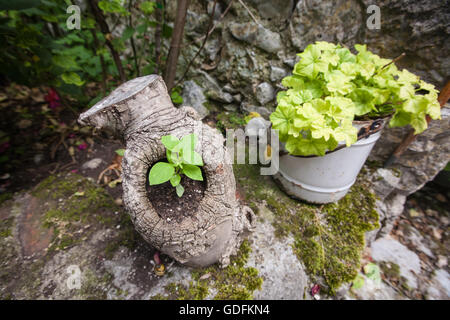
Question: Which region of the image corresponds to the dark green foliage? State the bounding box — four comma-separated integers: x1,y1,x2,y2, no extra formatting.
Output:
0,0,172,105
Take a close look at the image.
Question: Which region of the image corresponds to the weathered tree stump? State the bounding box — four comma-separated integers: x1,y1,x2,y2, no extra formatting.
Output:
78,75,255,267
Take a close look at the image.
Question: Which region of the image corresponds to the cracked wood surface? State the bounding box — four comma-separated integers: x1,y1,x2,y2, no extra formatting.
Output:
78,75,254,267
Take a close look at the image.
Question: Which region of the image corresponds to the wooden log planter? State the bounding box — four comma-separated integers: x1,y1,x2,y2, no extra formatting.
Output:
78,75,255,267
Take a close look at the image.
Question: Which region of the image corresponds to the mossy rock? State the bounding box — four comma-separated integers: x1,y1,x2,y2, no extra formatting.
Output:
150,240,263,300
234,161,379,294
0,173,142,299
216,111,246,133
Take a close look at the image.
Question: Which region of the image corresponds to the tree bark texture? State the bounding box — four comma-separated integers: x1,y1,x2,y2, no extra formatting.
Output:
78,75,255,267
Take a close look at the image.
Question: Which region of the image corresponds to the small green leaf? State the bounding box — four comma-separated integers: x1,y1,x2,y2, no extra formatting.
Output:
148,162,174,185
136,23,148,34
182,150,203,166
98,0,127,14
170,174,181,187
61,72,84,86
122,26,135,41
182,164,203,181
363,263,381,284
176,184,184,197
140,1,156,14
352,274,365,290
170,90,183,105
115,149,125,156
173,133,197,154
161,135,180,151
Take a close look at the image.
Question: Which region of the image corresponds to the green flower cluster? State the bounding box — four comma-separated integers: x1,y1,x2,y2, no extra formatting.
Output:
270,41,441,156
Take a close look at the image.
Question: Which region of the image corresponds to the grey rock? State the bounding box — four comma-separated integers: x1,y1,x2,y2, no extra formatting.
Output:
342,273,404,300
426,269,450,300
247,0,294,21
33,154,44,165
283,58,297,68
360,0,449,87
371,237,421,289
245,117,271,138
403,226,434,258
233,94,242,103
82,158,104,170
194,71,233,105
374,193,406,239
369,106,450,236
229,22,282,53
241,103,272,119
207,90,233,104
181,81,209,119
255,82,275,105
223,104,238,112
204,39,220,61
185,10,209,35
247,216,310,299
207,1,222,20
290,0,362,51
223,84,238,94
371,168,401,201
437,255,448,269
270,66,288,82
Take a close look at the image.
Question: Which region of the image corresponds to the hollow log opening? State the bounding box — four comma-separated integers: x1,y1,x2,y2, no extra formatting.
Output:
145,160,207,223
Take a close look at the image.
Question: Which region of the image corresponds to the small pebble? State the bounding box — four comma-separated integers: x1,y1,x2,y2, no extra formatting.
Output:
431,227,442,240
437,255,447,268
436,194,446,202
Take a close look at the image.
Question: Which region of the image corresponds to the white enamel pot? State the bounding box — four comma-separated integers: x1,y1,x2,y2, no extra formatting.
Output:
274,119,386,204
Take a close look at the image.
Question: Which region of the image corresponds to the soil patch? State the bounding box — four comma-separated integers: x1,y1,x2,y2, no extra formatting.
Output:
146,172,206,223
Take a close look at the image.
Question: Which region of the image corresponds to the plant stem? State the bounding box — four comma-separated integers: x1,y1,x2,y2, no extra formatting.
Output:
128,0,140,76
164,0,190,92
381,52,405,70
87,0,126,83
237,0,259,25
154,0,163,74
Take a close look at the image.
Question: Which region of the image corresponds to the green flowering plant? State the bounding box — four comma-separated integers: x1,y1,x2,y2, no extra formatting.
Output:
270,41,441,156
148,133,203,197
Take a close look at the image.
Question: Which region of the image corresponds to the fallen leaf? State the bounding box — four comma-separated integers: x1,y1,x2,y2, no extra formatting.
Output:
409,208,419,217
199,273,211,281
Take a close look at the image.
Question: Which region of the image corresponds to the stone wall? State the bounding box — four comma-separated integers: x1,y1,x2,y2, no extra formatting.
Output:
168,0,450,236
169,0,449,118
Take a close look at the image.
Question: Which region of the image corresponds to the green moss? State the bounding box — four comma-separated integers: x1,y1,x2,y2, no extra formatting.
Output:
365,160,383,169
104,214,139,259
0,217,13,238
79,269,114,300
0,192,12,205
164,281,209,300
33,173,119,252
216,111,246,133
233,161,379,295
150,294,168,300
379,261,411,293
150,240,263,300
